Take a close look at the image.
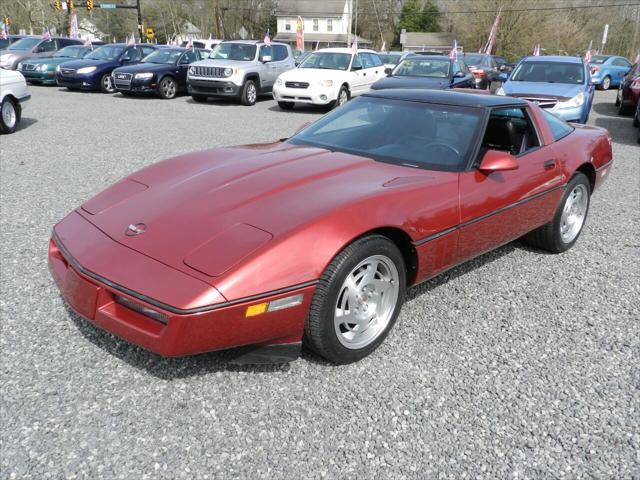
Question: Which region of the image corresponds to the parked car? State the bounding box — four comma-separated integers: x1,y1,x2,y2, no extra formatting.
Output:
180,39,221,51
589,55,632,90
49,89,612,364
55,43,158,93
635,103,640,144
112,47,207,99
0,36,82,70
377,51,403,70
497,55,594,123
187,40,295,106
615,61,640,115
17,45,94,85
459,52,500,89
273,48,385,110
0,35,27,51
294,50,311,67
0,68,30,134
492,55,512,73
371,55,475,91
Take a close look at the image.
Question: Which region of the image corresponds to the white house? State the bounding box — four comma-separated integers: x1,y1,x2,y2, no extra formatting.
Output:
274,0,370,51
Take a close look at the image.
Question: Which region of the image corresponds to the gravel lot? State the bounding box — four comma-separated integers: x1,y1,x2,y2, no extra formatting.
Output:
1,87,638,479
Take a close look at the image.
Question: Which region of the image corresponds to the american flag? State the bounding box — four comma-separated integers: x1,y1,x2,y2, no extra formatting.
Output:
380,40,386,52
351,38,358,55
448,39,458,60
584,40,593,63
83,37,92,49
0,24,7,41
185,37,193,49
482,8,501,55
263,29,271,47
127,32,135,47
42,27,51,42
635,52,640,64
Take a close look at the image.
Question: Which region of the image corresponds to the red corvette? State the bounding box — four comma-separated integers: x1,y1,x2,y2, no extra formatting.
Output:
49,90,613,364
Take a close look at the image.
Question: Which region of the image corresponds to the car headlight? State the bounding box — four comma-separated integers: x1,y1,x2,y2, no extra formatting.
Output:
320,79,333,87
134,72,154,80
189,66,195,75
556,92,585,109
37,64,48,71
16,62,23,70
275,77,283,85
496,87,505,96
223,67,233,77
77,66,97,74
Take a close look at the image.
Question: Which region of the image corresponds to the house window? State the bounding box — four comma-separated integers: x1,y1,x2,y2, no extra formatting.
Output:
327,19,333,32
313,19,319,32
285,19,291,31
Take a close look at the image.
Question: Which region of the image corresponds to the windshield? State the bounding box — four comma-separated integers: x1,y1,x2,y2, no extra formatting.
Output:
510,61,585,84
209,43,256,61
393,58,450,78
300,52,352,71
54,46,87,58
288,96,482,172
85,45,125,61
590,55,610,65
378,54,401,65
8,37,40,51
462,53,484,65
143,49,183,64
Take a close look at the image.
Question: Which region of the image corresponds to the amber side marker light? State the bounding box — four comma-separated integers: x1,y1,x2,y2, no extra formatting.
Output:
245,294,304,318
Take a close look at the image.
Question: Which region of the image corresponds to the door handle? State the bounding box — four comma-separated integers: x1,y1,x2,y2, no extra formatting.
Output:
543,160,556,169
363,73,367,76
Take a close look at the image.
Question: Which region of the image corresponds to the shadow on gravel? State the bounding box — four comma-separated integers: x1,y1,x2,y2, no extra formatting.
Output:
65,304,291,379
591,100,638,146
184,96,273,106
267,104,330,115
16,117,38,132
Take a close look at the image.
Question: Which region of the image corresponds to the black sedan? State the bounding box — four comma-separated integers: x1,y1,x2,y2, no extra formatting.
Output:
459,52,500,90
371,55,475,91
111,47,206,99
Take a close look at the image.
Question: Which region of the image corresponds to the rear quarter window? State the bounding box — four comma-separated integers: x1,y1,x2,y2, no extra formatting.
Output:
542,110,574,141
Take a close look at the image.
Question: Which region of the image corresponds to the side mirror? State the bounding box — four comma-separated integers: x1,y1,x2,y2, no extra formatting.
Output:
498,72,509,82
261,55,272,63
453,71,466,78
499,65,508,72
384,67,393,75
121,56,131,63
351,65,363,71
478,149,518,174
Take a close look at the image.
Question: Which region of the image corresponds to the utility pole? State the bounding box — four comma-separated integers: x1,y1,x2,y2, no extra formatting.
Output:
347,0,353,46
136,0,143,42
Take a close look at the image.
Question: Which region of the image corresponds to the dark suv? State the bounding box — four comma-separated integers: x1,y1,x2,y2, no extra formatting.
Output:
459,52,500,90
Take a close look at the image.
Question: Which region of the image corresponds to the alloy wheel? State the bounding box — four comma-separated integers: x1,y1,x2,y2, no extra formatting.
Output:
247,83,257,104
560,184,588,243
334,255,400,349
1,100,16,129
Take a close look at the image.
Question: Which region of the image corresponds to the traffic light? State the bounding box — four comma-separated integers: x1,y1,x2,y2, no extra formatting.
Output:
86,0,94,11
66,0,74,11
4,16,11,26
54,0,62,12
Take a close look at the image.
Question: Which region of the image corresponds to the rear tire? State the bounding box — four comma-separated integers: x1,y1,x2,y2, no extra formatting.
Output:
191,95,207,103
598,75,611,90
278,101,295,110
0,97,18,134
523,173,590,253
240,79,258,106
304,235,406,364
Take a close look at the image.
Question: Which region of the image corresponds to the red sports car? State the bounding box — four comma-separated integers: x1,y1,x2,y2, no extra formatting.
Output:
49,90,613,364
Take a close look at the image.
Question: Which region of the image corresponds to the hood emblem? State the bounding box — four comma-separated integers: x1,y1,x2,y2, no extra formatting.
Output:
125,223,147,236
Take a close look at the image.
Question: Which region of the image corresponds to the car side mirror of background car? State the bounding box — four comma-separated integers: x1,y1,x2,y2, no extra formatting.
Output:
385,67,393,75
478,149,519,174
498,72,509,82
453,71,466,78
261,55,272,63
351,65,363,71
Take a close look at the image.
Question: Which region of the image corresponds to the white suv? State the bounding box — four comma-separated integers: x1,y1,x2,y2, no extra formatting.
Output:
273,48,386,110
0,68,30,134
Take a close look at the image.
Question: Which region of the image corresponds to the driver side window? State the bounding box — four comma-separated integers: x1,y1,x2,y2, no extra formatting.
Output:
126,48,142,61
481,107,540,156
351,54,362,70
39,40,57,52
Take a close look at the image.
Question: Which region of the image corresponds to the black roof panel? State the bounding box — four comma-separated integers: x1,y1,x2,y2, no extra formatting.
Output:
363,89,528,108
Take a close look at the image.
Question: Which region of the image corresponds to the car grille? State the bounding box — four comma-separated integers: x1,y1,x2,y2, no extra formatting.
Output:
60,67,75,76
20,63,36,71
515,96,559,109
190,66,227,78
285,81,309,89
113,72,132,89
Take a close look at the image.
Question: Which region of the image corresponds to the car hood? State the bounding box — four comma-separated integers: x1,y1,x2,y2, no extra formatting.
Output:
77,142,437,280
503,81,584,99
59,59,115,70
114,62,174,74
280,68,349,81
191,59,256,69
27,56,74,65
372,76,450,90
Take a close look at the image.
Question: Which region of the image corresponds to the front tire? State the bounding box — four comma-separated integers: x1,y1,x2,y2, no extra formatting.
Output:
523,173,590,253
240,79,257,106
332,85,349,109
598,75,611,90
100,74,116,93
0,97,18,134
304,235,406,364
159,76,177,99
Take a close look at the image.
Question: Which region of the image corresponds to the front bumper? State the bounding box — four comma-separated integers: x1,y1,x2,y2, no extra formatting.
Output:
49,213,313,357
548,104,588,123
113,76,158,94
187,78,241,97
22,70,56,84
272,84,335,105
55,72,100,90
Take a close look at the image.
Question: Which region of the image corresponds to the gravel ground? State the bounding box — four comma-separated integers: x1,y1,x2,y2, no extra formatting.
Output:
1,87,638,479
